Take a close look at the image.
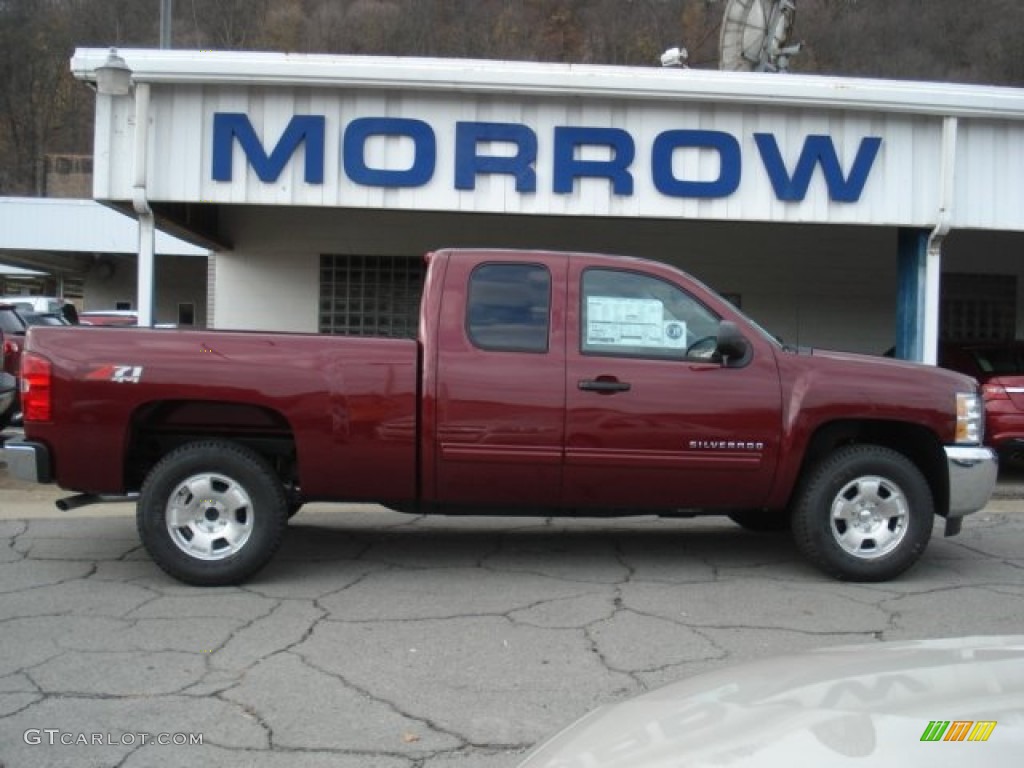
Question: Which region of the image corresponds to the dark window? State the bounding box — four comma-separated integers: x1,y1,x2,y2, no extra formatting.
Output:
467,263,551,353
319,254,425,338
0,309,27,334
941,273,1016,343
581,269,720,360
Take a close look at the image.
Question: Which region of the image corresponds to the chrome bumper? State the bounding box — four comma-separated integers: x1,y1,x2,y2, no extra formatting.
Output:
2,439,52,484
945,445,998,517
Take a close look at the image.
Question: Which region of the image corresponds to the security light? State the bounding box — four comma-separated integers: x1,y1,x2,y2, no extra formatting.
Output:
660,47,688,68
95,48,132,96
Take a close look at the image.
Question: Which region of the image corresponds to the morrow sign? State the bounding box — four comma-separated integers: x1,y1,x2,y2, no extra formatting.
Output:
211,113,883,203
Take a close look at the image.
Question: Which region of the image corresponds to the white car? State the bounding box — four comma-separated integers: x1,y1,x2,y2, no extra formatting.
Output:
0,295,66,314
517,636,1024,767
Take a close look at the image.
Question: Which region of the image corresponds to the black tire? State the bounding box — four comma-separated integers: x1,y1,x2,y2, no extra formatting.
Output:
727,508,791,533
791,445,933,582
137,440,288,586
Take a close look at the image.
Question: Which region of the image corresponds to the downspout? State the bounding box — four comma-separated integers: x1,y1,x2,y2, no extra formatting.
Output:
131,82,155,327
923,116,958,364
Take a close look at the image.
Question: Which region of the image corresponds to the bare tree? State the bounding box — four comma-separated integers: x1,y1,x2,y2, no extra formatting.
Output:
2,0,1023,197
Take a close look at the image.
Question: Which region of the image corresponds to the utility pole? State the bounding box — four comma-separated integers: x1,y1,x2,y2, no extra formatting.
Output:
159,0,173,48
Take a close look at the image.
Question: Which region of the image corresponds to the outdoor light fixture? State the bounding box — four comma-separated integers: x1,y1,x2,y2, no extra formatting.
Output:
95,48,132,95
660,46,688,68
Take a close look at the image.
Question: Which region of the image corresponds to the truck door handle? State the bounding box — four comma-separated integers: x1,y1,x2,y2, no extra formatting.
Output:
578,378,631,394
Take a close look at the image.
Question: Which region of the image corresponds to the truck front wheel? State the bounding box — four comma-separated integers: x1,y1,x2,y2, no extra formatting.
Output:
137,440,288,586
791,445,933,582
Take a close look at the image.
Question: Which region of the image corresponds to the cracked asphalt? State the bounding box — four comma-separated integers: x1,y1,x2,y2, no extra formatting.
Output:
1,457,1022,768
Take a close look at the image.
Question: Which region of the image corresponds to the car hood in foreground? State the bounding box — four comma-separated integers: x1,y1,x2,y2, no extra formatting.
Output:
517,636,1024,768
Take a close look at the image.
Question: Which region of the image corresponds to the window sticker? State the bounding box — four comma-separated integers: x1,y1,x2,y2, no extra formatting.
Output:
586,297,687,349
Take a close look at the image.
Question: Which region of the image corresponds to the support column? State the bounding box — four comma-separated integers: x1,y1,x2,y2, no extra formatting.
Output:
896,228,928,362
137,212,156,327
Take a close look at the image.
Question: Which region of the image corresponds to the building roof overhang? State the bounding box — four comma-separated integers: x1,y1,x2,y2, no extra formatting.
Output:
71,48,1024,122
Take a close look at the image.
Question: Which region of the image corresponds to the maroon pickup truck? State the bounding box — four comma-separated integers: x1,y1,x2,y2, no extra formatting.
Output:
4,249,998,585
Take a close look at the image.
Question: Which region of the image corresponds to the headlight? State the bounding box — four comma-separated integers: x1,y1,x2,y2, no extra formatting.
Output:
955,392,984,444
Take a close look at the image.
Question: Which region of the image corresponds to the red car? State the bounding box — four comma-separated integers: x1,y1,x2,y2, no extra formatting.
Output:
940,341,1024,460
78,310,138,327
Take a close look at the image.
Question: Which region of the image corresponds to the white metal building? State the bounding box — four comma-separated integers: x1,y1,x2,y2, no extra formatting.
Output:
69,48,1024,359
0,197,209,324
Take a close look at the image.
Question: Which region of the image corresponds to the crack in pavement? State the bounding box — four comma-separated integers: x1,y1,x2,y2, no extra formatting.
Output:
2,506,1021,768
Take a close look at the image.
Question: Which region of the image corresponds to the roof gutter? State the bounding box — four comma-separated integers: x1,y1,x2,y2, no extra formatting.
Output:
70,48,1024,122
131,80,155,328
923,116,958,366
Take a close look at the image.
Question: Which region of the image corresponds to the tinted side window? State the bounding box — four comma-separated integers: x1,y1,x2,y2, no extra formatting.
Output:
467,264,551,353
581,269,720,360
0,309,27,334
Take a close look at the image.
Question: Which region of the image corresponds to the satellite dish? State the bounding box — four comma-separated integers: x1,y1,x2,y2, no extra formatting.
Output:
719,0,801,72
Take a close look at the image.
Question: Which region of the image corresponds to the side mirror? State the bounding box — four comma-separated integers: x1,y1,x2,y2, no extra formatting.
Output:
61,304,79,325
716,320,751,366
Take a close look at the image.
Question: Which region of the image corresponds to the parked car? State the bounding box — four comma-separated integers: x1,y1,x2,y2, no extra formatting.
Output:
5,248,996,586
939,341,1024,461
20,311,73,327
516,635,1024,768
0,303,29,428
0,327,16,425
78,310,138,327
0,295,66,314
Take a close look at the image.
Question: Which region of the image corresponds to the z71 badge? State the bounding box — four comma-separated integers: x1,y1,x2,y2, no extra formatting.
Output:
86,365,144,384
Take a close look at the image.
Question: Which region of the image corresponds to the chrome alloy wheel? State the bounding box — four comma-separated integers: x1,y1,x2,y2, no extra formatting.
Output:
829,475,909,559
165,472,254,561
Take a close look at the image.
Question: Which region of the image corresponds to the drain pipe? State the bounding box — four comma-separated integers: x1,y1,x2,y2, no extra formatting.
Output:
923,116,958,365
131,81,156,328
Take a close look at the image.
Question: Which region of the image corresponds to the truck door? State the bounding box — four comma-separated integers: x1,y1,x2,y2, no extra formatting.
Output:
433,254,567,506
563,263,782,510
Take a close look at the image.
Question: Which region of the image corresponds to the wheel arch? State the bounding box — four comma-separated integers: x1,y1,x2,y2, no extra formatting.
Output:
124,399,298,494
796,419,949,517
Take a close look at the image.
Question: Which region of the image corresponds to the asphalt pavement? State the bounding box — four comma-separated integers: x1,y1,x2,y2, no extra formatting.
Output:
0,442,1022,768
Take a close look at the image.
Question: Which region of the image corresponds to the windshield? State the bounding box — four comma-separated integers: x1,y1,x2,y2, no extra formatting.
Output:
967,345,1024,375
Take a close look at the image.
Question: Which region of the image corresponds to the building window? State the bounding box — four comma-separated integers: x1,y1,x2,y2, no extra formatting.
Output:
319,254,425,338
941,273,1017,342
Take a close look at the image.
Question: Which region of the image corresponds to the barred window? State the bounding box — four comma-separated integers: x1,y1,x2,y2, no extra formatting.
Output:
319,254,425,338
941,273,1016,342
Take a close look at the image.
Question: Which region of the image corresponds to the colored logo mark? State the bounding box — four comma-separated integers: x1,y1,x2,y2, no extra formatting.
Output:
920,720,997,742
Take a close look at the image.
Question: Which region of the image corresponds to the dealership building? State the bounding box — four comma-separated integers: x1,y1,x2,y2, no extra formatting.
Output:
67,48,1024,360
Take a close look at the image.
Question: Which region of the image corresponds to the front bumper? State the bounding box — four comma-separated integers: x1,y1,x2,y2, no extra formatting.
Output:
945,444,998,517
2,438,52,484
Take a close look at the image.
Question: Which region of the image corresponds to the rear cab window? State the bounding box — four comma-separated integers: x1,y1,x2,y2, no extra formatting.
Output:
466,263,551,353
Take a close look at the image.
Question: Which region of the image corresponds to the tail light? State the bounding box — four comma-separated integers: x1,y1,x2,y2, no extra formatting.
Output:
2,337,17,363
981,382,1009,402
20,352,52,422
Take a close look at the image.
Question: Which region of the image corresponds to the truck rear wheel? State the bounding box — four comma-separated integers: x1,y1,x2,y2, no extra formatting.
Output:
137,440,288,586
791,445,933,582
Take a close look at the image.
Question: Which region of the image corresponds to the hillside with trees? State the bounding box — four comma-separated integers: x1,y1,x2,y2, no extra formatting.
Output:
2,0,1022,196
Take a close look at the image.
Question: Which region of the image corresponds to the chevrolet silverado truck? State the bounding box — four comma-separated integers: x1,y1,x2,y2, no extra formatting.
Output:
4,249,998,585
